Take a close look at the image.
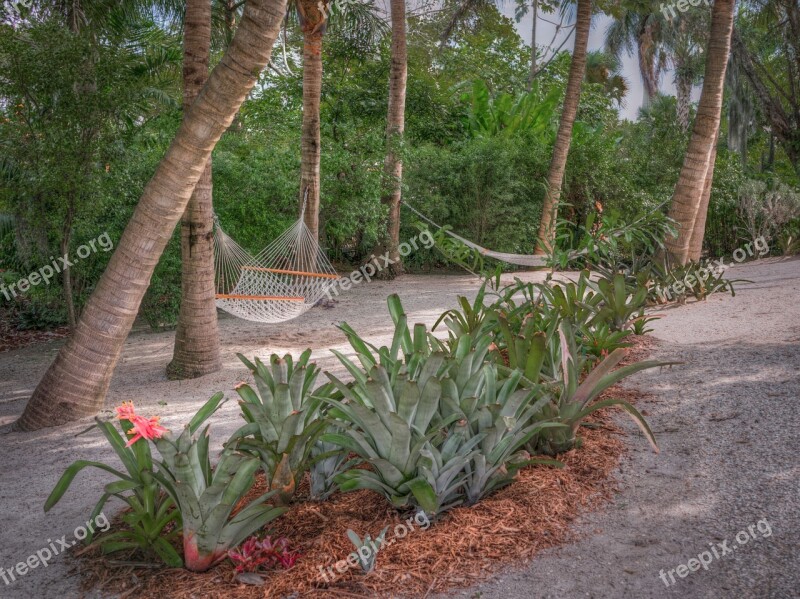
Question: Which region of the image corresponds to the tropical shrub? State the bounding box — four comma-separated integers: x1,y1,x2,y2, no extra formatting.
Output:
228,351,334,504
44,404,182,566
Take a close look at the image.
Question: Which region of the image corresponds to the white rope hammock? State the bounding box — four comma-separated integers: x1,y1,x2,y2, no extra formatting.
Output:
213,207,338,324
401,202,549,267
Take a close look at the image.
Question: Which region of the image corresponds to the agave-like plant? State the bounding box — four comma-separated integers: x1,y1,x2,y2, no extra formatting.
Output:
320,364,473,515
154,426,286,572
438,366,566,504
228,351,335,504
531,322,675,456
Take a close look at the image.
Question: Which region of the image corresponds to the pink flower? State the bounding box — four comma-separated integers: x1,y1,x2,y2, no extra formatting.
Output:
116,401,136,421
125,415,168,447
115,402,168,446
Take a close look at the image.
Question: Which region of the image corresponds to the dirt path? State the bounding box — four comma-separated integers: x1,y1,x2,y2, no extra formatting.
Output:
0,259,797,598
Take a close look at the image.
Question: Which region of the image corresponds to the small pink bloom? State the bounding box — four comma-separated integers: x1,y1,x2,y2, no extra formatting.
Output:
125,414,168,447
116,401,136,421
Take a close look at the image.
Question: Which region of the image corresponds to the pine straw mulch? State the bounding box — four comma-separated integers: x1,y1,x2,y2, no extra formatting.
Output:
76,337,659,599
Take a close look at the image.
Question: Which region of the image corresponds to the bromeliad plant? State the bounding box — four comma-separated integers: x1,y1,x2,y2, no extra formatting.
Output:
320,364,475,515
228,351,334,504
45,402,182,566
228,535,300,573
530,323,672,456
346,527,389,573
153,397,287,572
46,394,287,572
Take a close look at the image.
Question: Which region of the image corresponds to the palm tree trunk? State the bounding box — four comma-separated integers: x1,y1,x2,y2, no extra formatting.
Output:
374,0,407,277
300,25,323,242
168,0,221,380
664,0,735,265
675,65,692,132
15,0,289,431
527,0,538,91
534,0,591,255
687,131,719,262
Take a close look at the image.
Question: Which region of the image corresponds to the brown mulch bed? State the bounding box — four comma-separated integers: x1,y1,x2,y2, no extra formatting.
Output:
77,339,660,599
0,309,69,353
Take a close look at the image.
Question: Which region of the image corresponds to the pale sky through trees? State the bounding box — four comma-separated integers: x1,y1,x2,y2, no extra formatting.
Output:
500,6,703,120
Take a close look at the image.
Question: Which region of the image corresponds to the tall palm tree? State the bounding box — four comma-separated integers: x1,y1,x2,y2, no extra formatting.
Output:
534,0,592,254
15,0,289,431
604,6,666,109
373,0,408,276
663,0,735,265
662,9,707,131
168,0,222,380
296,0,328,241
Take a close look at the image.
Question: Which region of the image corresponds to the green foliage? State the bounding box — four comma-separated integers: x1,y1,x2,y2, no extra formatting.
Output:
153,394,287,572
462,80,559,139
44,417,182,567
229,351,334,504
346,527,389,573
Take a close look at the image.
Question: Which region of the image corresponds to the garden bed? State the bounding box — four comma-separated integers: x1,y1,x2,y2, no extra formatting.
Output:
75,387,645,598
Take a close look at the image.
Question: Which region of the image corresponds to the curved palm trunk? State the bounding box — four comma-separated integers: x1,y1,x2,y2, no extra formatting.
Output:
168,0,222,380
299,2,325,242
374,0,407,277
664,0,735,265
534,0,591,255
15,0,289,431
687,131,719,261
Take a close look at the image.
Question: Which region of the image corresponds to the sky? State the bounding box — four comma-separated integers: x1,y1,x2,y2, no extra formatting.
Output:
498,6,701,120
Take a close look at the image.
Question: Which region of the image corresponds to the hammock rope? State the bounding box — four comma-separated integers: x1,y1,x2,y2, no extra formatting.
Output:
213,203,338,323
401,202,549,267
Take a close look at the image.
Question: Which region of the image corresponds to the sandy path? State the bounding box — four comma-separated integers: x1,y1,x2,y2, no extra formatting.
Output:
0,259,797,598
438,256,800,599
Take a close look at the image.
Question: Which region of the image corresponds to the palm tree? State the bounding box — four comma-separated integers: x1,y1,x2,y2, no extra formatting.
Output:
662,9,707,131
296,0,328,241
168,0,222,380
373,0,408,277
534,0,592,254
604,6,666,109
15,0,289,431
293,0,386,242
663,0,735,265
584,50,629,106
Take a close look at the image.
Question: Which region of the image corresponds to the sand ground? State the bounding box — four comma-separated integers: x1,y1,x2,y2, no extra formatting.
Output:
0,258,797,598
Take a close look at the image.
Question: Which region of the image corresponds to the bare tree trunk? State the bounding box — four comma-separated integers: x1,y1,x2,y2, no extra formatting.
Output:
534,0,591,255
299,18,323,241
15,0,289,431
687,131,719,262
168,0,221,380
664,0,735,265
373,0,407,278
